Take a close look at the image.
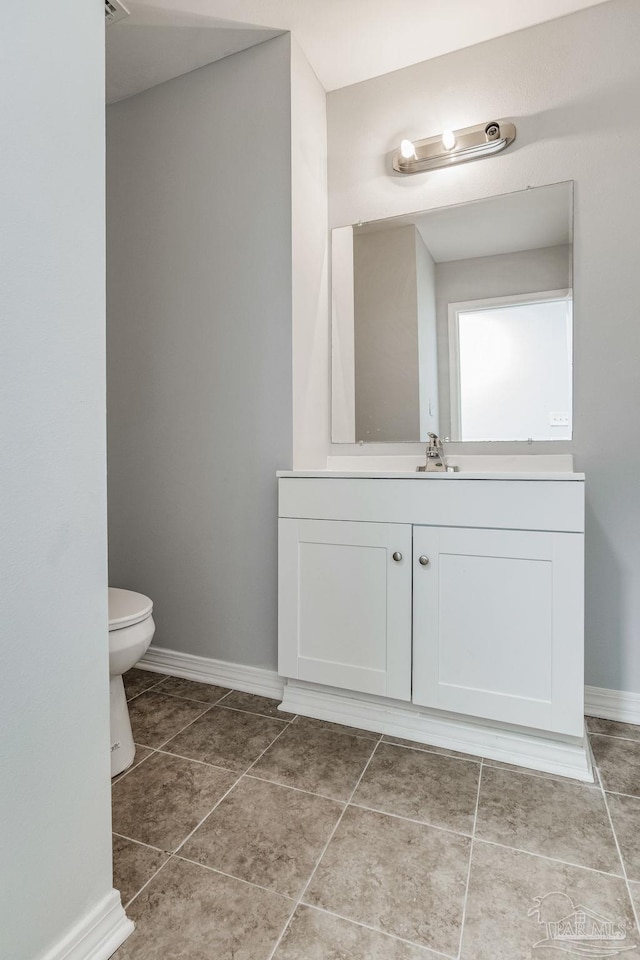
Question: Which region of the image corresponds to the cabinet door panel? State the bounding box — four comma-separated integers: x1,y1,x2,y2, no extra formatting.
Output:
279,518,412,700
412,526,583,735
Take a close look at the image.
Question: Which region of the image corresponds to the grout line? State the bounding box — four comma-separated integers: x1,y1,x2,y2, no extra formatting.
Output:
596,759,640,935
264,737,382,960
153,704,216,750
111,747,158,784
241,720,297,774
382,739,481,764
125,677,168,703
456,760,483,959
112,832,166,853
216,704,293,723
154,747,246,772
173,854,297,902
243,773,347,805
170,772,248,856
124,854,175,910
135,703,295,760
587,730,640,744
171,721,294,857
347,801,473,839
601,788,640,801
472,836,626,880
303,904,457,960
147,690,231,707
291,715,383,743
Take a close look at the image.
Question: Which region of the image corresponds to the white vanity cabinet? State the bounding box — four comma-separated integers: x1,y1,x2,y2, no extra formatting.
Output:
412,525,584,736
278,519,412,699
278,472,585,743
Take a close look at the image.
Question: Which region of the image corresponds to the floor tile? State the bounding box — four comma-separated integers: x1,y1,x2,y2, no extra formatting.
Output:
123,667,163,701
461,840,640,960
382,735,479,761
154,675,231,704
304,805,470,955
607,793,640,881
251,722,376,801
274,905,440,959
219,690,293,720
112,835,168,906
475,765,621,874
592,735,640,797
115,856,293,960
112,744,154,783
630,882,640,918
112,751,237,851
162,706,287,771
587,717,640,741
181,776,343,898
352,742,480,835
127,691,210,748
292,714,380,741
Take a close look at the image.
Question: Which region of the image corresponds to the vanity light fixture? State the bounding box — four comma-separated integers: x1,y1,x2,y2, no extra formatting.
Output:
393,120,516,174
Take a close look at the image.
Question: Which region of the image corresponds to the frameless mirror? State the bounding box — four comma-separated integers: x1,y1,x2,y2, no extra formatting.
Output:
331,182,573,443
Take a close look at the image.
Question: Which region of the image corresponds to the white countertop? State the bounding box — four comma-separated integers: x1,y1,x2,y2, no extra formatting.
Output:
277,454,584,482
277,470,584,481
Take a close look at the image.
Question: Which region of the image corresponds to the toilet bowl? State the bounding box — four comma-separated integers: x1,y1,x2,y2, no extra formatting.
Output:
108,587,155,777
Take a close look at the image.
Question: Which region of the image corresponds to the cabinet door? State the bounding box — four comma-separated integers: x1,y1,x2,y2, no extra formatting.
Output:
279,518,412,700
412,526,584,736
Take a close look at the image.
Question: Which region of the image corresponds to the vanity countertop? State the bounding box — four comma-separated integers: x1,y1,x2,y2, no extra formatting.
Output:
277,469,585,481
278,453,584,482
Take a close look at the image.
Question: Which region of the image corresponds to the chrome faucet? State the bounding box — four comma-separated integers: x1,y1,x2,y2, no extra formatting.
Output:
417,432,447,472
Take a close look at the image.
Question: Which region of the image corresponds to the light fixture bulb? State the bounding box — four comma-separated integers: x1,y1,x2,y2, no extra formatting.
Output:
400,139,416,160
442,129,456,151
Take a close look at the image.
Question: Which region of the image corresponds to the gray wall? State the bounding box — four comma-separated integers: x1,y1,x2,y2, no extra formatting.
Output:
354,225,420,440
326,0,640,693
1,2,113,958
107,36,292,670
435,244,571,436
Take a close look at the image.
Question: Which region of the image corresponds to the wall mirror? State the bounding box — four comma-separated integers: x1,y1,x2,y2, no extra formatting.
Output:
331,181,573,443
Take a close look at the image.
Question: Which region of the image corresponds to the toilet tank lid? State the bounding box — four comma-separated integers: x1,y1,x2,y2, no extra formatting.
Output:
108,587,153,631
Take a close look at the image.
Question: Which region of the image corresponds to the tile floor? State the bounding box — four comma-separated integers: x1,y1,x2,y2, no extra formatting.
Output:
112,669,640,959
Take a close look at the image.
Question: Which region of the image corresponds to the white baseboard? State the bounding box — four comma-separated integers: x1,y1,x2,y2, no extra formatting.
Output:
281,680,594,782
41,890,133,960
141,648,640,734
137,646,601,781
585,684,640,724
140,645,285,700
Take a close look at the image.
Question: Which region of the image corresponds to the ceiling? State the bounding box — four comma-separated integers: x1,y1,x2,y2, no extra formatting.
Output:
107,0,611,102
358,182,573,263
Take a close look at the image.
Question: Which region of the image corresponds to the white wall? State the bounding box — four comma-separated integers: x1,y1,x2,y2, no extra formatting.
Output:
291,37,330,468
323,0,640,693
107,36,292,670
0,3,115,959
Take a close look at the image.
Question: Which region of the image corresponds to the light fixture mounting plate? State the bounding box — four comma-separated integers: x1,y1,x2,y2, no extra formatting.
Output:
393,120,516,174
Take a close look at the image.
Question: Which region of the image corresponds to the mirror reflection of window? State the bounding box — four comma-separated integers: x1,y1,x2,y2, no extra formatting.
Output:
449,292,573,442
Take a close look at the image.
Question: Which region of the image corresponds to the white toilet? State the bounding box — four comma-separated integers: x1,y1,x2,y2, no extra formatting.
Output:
108,587,155,777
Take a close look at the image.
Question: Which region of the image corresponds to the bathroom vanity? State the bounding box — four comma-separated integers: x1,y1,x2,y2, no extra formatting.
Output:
277,180,588,778
277,462,589,779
